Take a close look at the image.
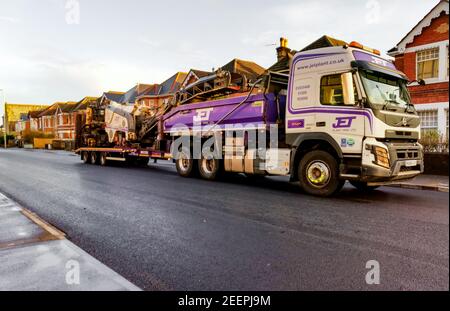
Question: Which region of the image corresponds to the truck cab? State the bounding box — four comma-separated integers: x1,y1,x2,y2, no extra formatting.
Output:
286,42,424,195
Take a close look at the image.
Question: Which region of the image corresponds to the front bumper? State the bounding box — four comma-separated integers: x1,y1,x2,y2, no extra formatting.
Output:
361,140,424,185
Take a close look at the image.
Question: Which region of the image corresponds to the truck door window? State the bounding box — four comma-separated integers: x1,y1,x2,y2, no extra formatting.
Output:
320,74,344,105
320,74,358,106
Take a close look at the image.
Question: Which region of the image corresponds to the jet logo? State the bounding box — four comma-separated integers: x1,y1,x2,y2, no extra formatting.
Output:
333,116,357,129
193,108,214,122
371,56,388,67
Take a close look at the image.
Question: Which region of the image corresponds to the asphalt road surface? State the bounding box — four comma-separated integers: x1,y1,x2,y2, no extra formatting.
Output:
0,148,448,291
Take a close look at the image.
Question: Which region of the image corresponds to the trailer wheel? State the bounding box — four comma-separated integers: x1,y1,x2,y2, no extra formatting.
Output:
350,181,379,192
99,152,108,166
198,157,221,181
298,150,344,197
175,148,195,177
90,152,99,165
82,151,91,164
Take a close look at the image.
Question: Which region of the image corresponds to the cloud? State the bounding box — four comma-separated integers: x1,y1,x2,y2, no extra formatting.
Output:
0,16,20,24
241,31,279,47
0,46,169,105
137,36,161,48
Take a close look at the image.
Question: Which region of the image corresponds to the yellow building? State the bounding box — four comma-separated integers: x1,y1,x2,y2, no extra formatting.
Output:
4,103,49,134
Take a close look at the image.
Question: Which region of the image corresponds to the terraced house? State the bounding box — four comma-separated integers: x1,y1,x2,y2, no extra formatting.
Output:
4,103,48,135
54,97,98,140
37,102,60,136
136,72,188,113
388,0,449,139
55,102,78,139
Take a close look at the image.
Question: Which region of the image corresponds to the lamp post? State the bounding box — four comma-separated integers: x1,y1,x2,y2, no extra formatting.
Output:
0,89,6,149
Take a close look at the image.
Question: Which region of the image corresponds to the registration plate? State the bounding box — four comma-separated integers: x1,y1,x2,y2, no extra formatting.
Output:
405,160,418,167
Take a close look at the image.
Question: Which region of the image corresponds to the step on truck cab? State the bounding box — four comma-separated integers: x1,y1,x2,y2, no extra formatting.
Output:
165,39,424,197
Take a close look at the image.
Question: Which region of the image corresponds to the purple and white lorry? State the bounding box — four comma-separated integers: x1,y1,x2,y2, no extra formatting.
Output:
77,38,424,197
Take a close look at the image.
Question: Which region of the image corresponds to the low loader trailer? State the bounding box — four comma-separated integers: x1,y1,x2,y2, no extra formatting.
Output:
77,147,171,166
77,38,424,197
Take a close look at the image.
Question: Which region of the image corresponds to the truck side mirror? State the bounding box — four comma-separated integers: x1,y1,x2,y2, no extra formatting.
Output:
341,72,356,106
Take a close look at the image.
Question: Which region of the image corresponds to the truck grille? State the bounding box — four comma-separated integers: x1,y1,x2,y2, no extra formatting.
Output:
396,149,420,160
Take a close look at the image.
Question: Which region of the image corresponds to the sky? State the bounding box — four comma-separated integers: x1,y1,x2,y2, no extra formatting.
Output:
0,0,440,119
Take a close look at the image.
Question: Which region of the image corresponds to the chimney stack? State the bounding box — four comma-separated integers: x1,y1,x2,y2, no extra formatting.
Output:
276,37,290,62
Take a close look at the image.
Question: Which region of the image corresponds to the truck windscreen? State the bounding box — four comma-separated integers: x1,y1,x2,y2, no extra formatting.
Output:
359,70,413,113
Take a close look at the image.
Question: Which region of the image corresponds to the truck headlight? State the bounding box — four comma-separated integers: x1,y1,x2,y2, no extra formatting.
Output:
372,146,390,169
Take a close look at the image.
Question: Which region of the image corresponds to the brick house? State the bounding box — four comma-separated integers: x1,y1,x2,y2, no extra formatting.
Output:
53,97,98,140
133,84,160,111
55,102,79,140
14,113,31,138
98,91,125,108
39,102,73,136
388,0,449,139
38,103,59,136
99,84,159,108
29,109,46,131
136,72,188,113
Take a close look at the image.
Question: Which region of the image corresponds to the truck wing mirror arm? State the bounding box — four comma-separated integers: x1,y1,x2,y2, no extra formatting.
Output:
408,79,426,86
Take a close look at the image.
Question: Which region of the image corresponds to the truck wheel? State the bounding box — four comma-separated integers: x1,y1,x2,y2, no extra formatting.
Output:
176,148,195,178
198,157,221,181
350,181,379,192
298,150,344,197
82,151,91,164
90,152,99,165
99,152,108,166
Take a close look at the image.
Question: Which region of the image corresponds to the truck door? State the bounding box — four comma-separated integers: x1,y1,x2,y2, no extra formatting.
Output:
316,72,366,154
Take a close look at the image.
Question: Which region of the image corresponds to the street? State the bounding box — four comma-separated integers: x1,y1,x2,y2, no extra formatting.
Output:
0,148,448,291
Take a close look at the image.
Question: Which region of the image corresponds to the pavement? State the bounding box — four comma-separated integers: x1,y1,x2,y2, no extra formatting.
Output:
0,148,448,291
0,191,140,291
389,174,449,193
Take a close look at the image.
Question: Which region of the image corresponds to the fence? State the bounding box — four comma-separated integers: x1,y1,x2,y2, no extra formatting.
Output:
423,143,449,153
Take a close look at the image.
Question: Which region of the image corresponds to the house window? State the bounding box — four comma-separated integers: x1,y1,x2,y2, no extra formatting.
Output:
418,110,439,134
447,46,449,79
417,48,439,80
446,109,449,139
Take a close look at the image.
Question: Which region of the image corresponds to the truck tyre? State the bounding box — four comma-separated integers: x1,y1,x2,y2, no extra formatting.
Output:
99,152,108,166
176,148,195,178
350,181,380,192
198,157,221,181
90,152,99,165
82,151,91,164
298,150,344,197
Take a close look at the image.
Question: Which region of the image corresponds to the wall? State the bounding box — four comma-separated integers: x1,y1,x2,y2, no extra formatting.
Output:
33,138,54,149
424,153,449,175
